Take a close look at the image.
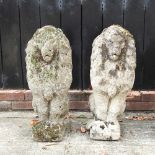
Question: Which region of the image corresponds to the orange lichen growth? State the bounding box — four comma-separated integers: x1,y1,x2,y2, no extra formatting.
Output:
31,119,40,126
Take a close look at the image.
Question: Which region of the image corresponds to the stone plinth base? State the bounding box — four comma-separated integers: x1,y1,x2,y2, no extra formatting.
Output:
32,120,66,142
89,120,120,141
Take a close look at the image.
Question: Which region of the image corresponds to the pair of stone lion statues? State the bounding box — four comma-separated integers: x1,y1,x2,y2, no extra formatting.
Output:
25,25,136,141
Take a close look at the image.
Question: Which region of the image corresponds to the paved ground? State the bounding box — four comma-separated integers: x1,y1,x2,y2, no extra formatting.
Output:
0,111,155,155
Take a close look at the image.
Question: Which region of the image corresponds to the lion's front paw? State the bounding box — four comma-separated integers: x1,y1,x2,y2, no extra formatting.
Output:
89,120,120,141
89,120,110,140
105,121,120,140
43,92,53,101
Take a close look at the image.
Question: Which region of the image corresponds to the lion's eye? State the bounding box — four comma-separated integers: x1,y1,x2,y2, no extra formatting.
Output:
108,41,112,45
107,42,112,47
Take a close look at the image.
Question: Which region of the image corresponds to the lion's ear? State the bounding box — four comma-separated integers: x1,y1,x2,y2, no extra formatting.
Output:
126,37,136,55
61,44,70,51
125,37,136,69
26,40,38,54
32,29,41,39
59,39,71,54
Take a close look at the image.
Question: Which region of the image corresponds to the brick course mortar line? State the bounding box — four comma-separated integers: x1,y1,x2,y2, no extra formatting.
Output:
0,100,155,111
0,90,155,111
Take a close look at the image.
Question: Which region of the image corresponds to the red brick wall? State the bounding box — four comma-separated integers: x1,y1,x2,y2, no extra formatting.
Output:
0,90,155,111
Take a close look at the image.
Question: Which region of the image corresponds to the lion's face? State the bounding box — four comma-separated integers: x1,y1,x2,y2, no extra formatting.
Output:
105,32,125,61
41,40,57,63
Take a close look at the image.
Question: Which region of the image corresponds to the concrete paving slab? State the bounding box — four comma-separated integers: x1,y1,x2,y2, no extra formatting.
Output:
0,111,155,155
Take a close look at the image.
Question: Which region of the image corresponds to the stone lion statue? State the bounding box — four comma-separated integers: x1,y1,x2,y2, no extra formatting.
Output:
25,25,72,141
87,25,136,140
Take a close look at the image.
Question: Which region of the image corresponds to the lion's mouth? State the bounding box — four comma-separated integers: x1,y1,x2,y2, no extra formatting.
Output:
109,54,119,60
43,55,52,62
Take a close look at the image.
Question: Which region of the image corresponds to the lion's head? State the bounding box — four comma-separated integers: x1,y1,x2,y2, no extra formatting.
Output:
41,39,58,63
103,25,135,62
26,25,71,67
91,25,136,71
104,27,126,61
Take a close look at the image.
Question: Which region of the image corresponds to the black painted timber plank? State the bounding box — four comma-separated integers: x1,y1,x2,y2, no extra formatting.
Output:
40,0,60,27
124,0,145,89
61,0,82,89
102,0,123,28
19,0,40,88
143,0,155,89
0,31,2,88
82,0,102,89
0,1,2,88
0,0,23,88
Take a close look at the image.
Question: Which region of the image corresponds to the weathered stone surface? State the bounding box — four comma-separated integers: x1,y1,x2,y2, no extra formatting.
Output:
88,25,136,140
25,25,72,141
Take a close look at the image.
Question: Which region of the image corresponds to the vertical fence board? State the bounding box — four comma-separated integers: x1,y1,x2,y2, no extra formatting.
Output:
40,0,60,27
0,32,2,88
124,0,145,89
143,0,155,89
103,0,123,28
61,0,82,89
0,0,154,90
82,0,102,89
0,0,23,88
19,0,40,88
0,1,2,88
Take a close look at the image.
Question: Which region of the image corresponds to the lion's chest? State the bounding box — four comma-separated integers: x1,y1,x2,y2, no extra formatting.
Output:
104,61,124,82
28,62,57,86
97,61,128,96
38,63,57,79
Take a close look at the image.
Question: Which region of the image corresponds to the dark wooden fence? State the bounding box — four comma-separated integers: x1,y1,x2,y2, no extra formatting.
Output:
0,0,155,90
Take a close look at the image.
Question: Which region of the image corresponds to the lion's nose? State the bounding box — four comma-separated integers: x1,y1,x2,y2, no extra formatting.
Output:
112,48,121,55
